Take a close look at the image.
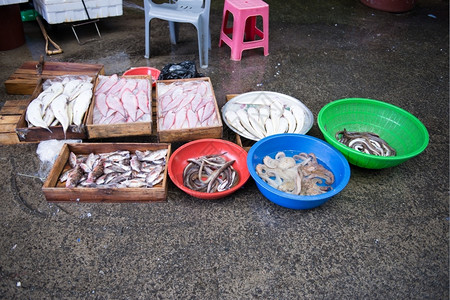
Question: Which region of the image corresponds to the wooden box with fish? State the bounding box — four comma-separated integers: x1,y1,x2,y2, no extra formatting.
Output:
85,74,153,139
15,75,96,142
42,142,171,202
155,77,223,143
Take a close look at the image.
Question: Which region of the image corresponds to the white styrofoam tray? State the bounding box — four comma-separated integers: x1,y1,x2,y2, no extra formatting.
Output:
33,0,123,24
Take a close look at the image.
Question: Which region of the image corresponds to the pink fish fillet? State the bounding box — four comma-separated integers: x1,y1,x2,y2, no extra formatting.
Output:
136,90,150,114
110,111,127,124
135,109,145,121
95,93,109,116
181,118,189,129
100,112,116,124
121,89,138,122
197,81,208,96
161,111,175,130
95,74,118,95
200,101,215,123
159,84,182,101
190,93,203,112
119,79,137,99
107,77,128,96
93,109,103,124
187,109,199,128
176,92,195,111
173,107,187,129
158,95,172,112
137,79,149,93
106,94,126,117
205,111,217,126
137,112,151,122
197,106,205,124
162,92,184,113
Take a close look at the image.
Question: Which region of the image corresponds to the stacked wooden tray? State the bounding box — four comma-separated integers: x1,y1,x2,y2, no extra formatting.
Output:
5,61,104,95
0,99,32,145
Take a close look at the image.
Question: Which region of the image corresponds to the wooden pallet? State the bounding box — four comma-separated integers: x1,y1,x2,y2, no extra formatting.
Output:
0,99,32,145
4,61,105,95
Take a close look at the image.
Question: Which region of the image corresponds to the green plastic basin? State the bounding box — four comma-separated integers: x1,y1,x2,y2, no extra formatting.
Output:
317,98,429,169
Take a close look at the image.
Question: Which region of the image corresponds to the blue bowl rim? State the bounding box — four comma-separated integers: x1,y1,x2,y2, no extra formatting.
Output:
247,133,351,202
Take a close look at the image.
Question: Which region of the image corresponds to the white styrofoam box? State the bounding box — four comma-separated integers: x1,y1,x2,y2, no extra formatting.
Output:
0,0,27,5
33,0,123,24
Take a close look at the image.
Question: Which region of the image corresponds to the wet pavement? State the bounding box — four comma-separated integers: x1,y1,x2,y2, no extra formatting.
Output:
0,0,448,298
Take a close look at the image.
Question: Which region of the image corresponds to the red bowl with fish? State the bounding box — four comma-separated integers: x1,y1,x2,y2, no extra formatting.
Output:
168,139,250,200
123,67,160,86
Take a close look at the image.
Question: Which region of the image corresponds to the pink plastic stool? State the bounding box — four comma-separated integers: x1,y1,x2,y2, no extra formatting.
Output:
218,0,269,61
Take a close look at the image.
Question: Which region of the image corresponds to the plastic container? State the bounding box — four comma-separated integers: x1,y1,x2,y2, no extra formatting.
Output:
21,9,38,22
317,98,429,169
247,133,351,210
168,139,250,200
123,67,161,87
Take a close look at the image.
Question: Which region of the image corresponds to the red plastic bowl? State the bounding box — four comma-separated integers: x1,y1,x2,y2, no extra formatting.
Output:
168,139,250,200
123,67,161,86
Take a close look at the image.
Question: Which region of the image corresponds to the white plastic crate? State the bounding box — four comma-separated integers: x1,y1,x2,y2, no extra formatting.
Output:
33,0,123,24
0,0,27,5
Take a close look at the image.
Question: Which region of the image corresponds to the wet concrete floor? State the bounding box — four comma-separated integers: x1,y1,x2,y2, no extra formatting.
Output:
0,0,448,298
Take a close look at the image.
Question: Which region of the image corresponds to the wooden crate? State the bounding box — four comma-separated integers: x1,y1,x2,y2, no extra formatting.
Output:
156,77,223,143
15,76,93,142
86,75,153,139
5,61,104,95
42,142,171,202
226,94,255,152
0,99,33,145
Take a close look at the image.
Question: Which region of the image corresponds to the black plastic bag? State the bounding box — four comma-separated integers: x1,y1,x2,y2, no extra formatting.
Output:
158,61,203,80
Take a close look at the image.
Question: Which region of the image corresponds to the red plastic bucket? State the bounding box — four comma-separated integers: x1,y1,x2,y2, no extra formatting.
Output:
123,67,161,86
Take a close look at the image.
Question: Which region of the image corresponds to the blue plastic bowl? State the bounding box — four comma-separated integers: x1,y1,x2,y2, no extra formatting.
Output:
247,133,351,210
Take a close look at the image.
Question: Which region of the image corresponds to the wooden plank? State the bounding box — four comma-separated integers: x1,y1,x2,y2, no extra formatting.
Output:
0,122,20,133
5,61,105,95
0,114,21,125
42,143,171,202
0,100,31,145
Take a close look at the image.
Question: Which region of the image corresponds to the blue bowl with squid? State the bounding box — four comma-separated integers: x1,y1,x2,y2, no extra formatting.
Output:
247,133,351,209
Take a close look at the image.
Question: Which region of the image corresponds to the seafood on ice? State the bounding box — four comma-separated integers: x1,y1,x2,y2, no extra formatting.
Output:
25,75,94,136
222,93,312,141
336,129,396,156
256,151,335,196
183,153,239,193
93,74,152,125
59,149,168,188
156,80,219,130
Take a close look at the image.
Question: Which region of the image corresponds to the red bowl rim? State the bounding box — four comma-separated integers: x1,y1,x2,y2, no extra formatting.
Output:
168,139,250,200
